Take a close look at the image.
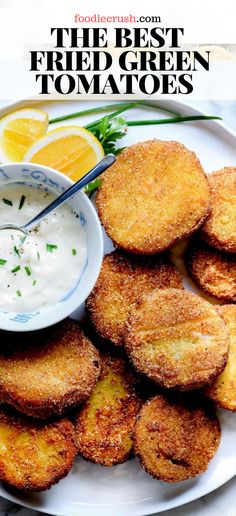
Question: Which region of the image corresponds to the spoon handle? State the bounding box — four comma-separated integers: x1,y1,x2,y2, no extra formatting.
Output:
24,154,115,232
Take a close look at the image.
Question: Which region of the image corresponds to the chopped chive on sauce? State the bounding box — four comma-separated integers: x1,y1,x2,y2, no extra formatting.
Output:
32,279,36,286
16,289,22,297
11,265,21,273
19,195,26,210
2,198,13,206
46,243,58,252
24,265,31,276
20,235,27,245
14,245,21,259
0,259,7,265
72,248,77,256
37,251,40,260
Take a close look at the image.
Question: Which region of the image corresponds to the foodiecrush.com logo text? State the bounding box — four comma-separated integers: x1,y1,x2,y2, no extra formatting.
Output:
73,14,162,24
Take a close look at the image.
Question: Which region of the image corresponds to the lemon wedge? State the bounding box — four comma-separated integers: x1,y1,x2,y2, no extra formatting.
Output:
24,126,105,181
0,108,48,162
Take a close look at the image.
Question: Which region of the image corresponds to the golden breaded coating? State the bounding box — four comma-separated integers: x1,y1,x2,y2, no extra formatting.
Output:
74,355,142,466
133,394,221,483
0,408,76,491
96,140,210,254
200,167,236,252
205,305,236,411
125,289,229,390
86,251,183,346
187,241,236,302
0,319,101,419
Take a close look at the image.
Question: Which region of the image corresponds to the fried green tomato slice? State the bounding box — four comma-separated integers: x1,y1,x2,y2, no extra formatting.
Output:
125,289,229,390
86,251,183,346
205,305,236,411
0,319,101,419
186,241,236,302
74,355,142,466
96,140,210,254
0,408,76,491
200,167,236,252
133,394,221,483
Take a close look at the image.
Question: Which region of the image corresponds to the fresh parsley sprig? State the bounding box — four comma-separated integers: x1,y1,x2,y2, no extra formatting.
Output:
89,116,127,156
84,177,102,196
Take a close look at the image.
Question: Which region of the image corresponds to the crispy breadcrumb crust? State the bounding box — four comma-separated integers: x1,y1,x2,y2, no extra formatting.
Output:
200,167,236,252
86,251,183,346
0,319,101,419
0,408,76,491
133,394,221,482
125,289,229,390
96,140,210,254
74,355,142,466
205,305,236,411
187,241,236,302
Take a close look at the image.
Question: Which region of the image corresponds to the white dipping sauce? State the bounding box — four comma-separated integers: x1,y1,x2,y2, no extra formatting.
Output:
0,185,87,312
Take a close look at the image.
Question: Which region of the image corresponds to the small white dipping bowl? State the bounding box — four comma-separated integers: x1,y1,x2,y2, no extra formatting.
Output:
0,162,104,332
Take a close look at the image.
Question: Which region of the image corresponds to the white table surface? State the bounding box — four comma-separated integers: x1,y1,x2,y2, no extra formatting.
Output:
0,99,235,516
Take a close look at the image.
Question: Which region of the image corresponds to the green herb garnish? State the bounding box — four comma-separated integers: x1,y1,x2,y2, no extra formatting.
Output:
89,116,127,156
16,289,22,297
24,265,31,276
49,101,144,125
84,178,102,196
11,265,21,273
37,251,40,260
46,244,58,252
85,178,102,197
14,245,21,259
126,115,221,127
32,279,36,286
72,248,77,256
85,101,141,131
3,198,13,206
0,259,7,265
20,235,27,245
19,195,26,210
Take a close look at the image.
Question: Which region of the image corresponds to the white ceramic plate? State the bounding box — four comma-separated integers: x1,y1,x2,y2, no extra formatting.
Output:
0,99,236,516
